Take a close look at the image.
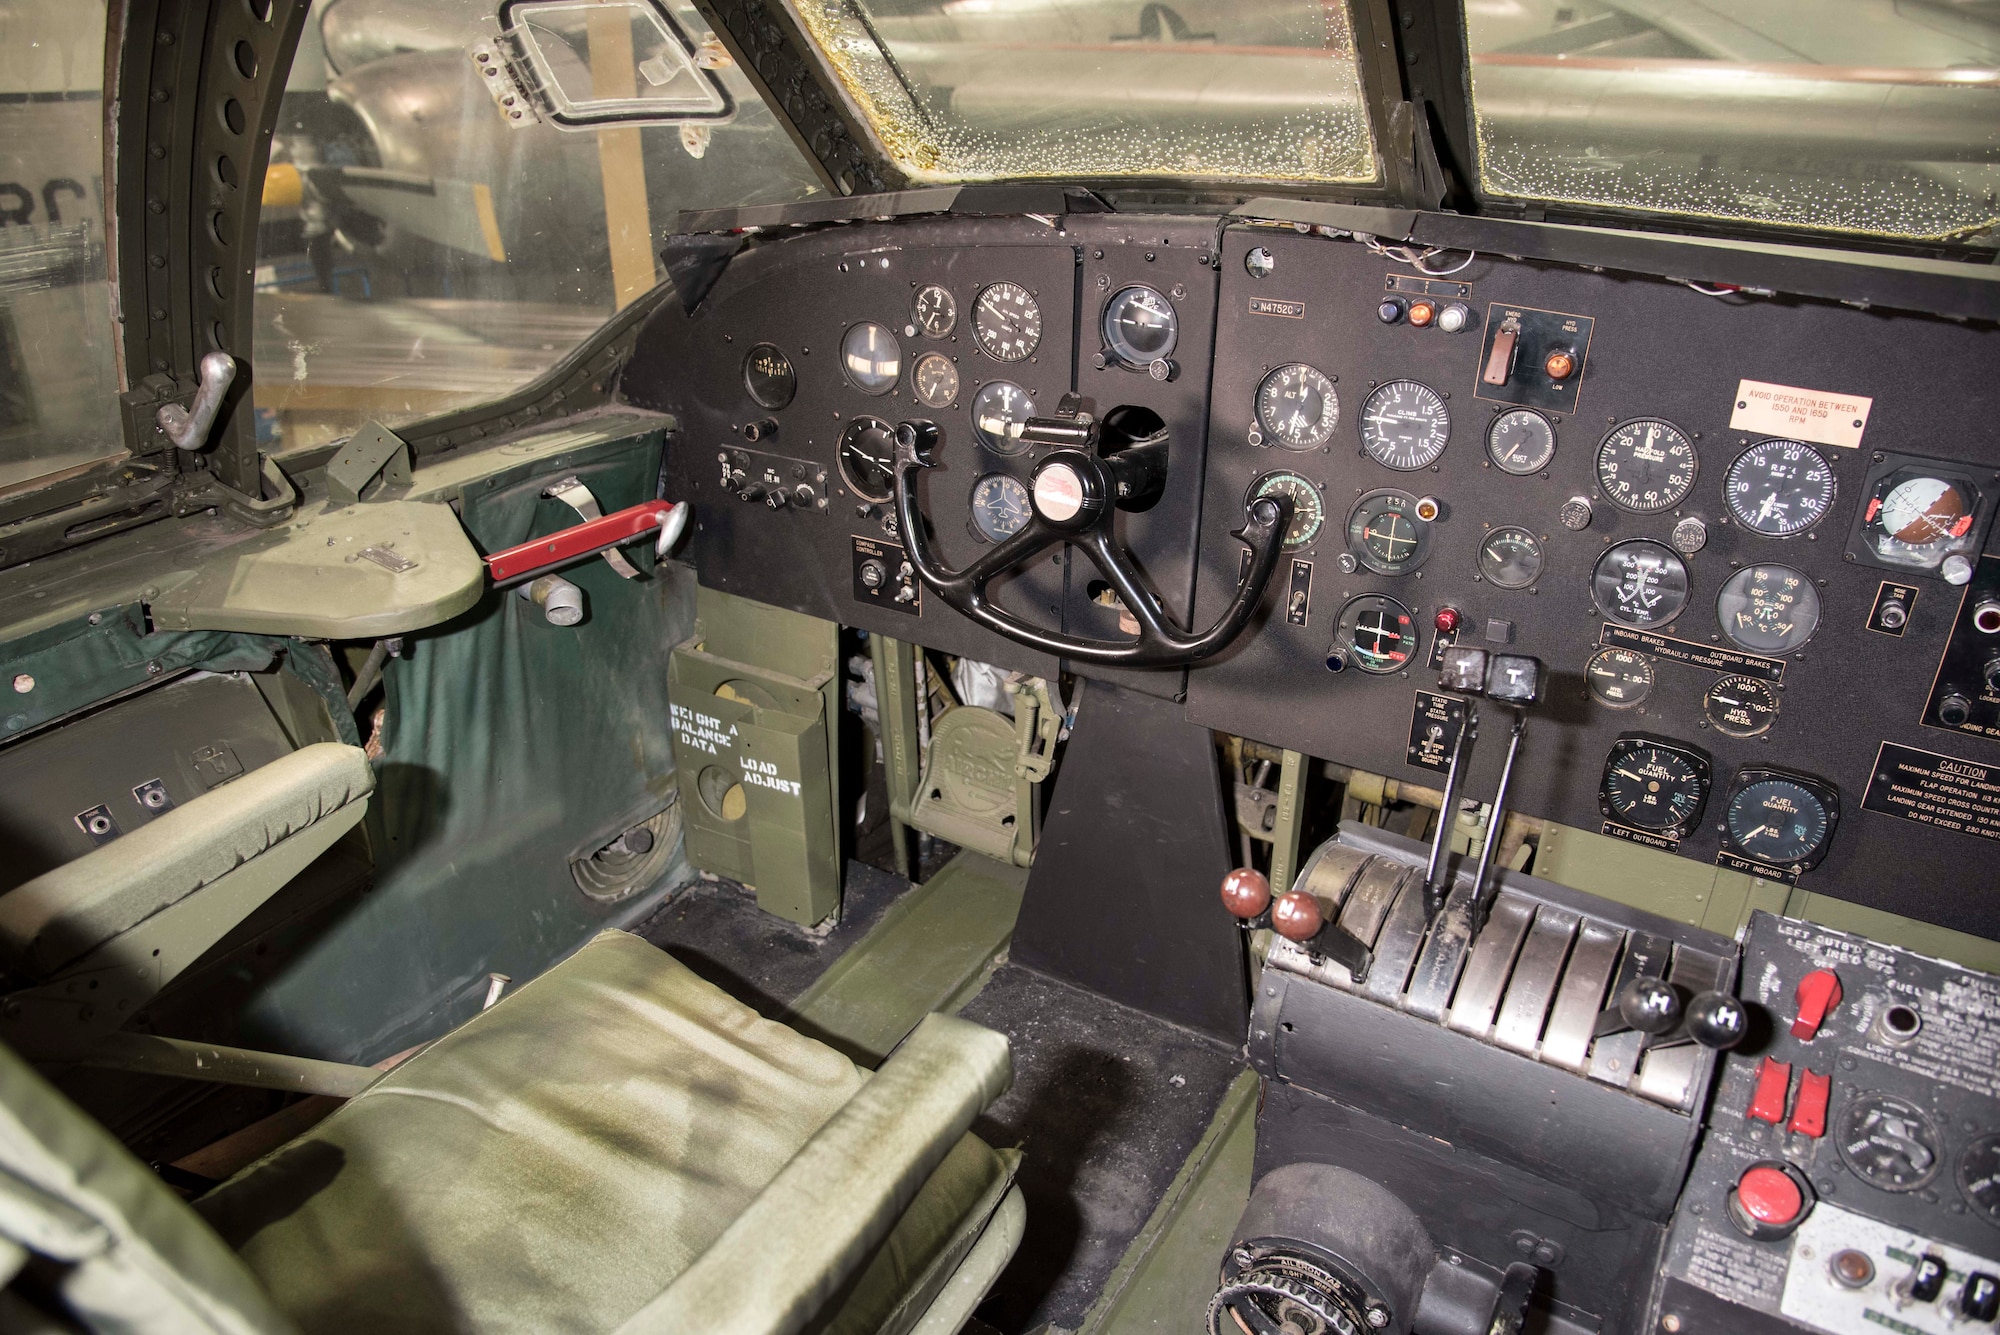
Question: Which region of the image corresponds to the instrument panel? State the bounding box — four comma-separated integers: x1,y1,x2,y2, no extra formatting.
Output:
632,209,2000,940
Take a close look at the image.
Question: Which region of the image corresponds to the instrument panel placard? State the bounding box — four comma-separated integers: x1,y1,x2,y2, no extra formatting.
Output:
1862,741,2000,843
1729,378,1872,449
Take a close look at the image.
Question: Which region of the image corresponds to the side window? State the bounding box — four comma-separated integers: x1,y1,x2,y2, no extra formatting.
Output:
252,1,823,451
0,2,123,491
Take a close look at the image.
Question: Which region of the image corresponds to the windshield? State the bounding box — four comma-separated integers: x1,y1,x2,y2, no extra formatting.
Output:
1462,0,2000,243
0,1,123,493
784,0,1379,185
253,0,823,452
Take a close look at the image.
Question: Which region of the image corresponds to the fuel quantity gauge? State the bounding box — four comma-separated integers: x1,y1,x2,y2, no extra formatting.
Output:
1600,735,1711,837
1720,769,1836,871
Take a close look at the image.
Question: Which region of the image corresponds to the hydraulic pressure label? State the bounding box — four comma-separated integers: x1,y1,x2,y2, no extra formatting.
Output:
1862,742,2000,844
1599,624,1786,682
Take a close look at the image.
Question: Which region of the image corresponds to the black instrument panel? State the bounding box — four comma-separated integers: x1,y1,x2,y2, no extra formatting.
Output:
632,212,2000,939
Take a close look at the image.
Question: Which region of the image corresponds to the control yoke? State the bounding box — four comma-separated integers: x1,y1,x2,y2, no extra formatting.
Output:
890,404,1290,667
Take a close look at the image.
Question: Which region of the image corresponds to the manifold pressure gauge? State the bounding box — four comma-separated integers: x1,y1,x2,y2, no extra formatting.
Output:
1597,418,1696,513
1600,734,1711,837
1719,768,1837,871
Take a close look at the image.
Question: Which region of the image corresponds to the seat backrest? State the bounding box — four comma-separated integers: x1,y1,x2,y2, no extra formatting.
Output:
0,743,374,984
0,1038,295,1333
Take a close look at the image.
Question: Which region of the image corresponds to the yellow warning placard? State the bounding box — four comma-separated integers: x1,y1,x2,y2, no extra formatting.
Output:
1730,379,1872,448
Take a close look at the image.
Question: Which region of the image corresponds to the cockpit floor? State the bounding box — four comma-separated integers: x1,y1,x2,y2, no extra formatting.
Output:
958,963,1245,1334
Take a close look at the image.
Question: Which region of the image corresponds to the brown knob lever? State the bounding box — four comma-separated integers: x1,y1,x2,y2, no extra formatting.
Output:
1220,867,1272,920
1219,868,1372,982
1270,892,1324,942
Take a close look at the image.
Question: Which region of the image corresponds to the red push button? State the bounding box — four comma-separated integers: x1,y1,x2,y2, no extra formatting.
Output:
1749,1056,1792,1124
1789,1069,1830,1138
1792,969,1843,1040
1739,1165,1804,1225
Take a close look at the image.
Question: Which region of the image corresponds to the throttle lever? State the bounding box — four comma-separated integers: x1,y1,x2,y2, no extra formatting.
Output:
1219,868,1375,984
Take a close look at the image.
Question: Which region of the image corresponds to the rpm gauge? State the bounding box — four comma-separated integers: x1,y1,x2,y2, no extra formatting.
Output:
1726,440,1835,536
1102,286,1177,368
912,352,959,409
1487,408,1556,476
1838,1092,1941,1192
1592,540,1690,628
1716,564,1820,655
1346,490,1431,576
1359,380,1450,470
1957,1133,2000,1227
1249,471,1325,552
1722,771,1835,870
1477,526,1543,589
1256,364,1340,451
1597,418,1697,513
1600,735,1711,836
972,281,1042,362
1331,595,1417,675
912,284,956,337
837,416,897,503
1586,648,1655,708
970,474,1031,543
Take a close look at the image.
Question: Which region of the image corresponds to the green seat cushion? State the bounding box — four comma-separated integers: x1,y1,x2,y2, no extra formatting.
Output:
193,931,1012,1334
0,742,375,981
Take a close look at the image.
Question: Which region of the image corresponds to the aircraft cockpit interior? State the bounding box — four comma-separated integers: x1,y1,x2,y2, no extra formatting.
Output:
4,1,2000,1331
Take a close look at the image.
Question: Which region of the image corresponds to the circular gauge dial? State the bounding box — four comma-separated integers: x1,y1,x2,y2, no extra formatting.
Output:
1102,286,1177,368
1601,739,1710,834
970,474,1031,543
912,284,956,337
1487,408,1557,476
1250,471,1325,552
1704,675,1780,737
1726,440,1836,536
1717,564,1820,655
1837,1092,1941,1192
912,352,959,409
970,381,1036,454
1586,648,1655,708
1347,491,1430,575
1956,1133,2000,1226
1359,380,1451,470
1597,419,1697,513
972,282,1042,362
840,322,901,395
1724,776,1830,867
1256,364,1340,451
1478,526,1544,589
837,416,896,503
1333,596,1417,674
1592,540,1690,628
1862,472,1979,570
743,343,796,410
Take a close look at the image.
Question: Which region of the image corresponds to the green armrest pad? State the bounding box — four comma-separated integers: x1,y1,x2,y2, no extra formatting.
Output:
0,743,374,981
195,931,1013,1335
618,1011,1013,1335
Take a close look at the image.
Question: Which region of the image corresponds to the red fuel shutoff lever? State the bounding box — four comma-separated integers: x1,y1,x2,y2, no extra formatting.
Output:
1789,1069,1831,1138
1791,969,1843,1040
1749,1056,1792,1125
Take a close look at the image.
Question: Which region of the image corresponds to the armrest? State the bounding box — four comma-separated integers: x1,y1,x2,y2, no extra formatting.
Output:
616,1012,1013,1335
0,743,374,982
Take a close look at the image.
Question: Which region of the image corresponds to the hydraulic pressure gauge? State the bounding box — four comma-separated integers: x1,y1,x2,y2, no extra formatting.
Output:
1957,1134,2000,1226
840,322,902,395
1597,418,1697,513
1249,471,1325,552
912,284,956,337
1477,526,1543,589
1101,285,1177,369
1703,675,1779,737
1486,408,1556,476
1716,564,1820,655
1720,768,1837,871
912,353,959,409
1838,1093,1942,1192
1346,490,1430,576
1600,734,1711,836
972,281,1041,361
837,416,897,503
1256,364,1340,451
1726,439,1835,536
970,381,1036,454
969,474,1031,543
1586,647,1654,708
1358,380,1450,470
743,343,796,410
1592,540,1690,628
1329,595,1417,674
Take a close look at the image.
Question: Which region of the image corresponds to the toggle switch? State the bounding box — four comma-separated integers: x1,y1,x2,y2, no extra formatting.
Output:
1961,1272,1999,1322
1789,1069,1830,1138
1483,318,1521,385
1792,969,1843,1040
1749,1055,1792,1124
1905,1254,1948,1304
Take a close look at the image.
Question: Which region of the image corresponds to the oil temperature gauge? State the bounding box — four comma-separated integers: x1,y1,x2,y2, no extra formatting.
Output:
1477,526,1543,589
1957,1133,2000,1226
1249,471,1325,552
1720,768,1836,870
1346,490,1431,575
1600,734,1711,836
1328,595,1417,674
1838,1092,1941,1192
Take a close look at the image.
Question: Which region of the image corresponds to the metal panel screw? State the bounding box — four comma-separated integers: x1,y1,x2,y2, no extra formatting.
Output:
11,675,32,693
